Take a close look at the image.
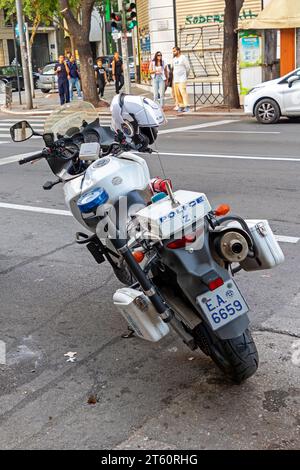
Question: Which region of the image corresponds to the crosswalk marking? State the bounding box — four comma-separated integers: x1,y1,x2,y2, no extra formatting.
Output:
0,117,112,144
0,119,47,143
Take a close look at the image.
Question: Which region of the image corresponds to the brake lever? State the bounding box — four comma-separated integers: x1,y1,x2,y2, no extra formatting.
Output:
43,178,62,190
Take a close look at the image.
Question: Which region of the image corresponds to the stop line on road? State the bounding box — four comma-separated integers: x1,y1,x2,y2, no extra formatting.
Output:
158,151,300,163
0,201,298,245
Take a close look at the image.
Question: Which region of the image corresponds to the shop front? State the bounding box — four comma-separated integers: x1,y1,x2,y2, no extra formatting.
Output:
243,0,300,77
175,0,262,85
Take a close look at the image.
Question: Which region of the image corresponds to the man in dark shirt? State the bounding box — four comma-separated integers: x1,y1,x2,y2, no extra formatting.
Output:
68,55,82,100
54,55,70,105
112,52,124,94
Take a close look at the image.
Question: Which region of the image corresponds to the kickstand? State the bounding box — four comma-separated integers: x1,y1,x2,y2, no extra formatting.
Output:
121,326,135,339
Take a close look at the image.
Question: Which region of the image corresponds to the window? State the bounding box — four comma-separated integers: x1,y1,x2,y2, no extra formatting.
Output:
42,64,55,75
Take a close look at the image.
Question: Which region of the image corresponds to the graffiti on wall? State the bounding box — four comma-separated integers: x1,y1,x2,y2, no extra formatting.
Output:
179,24,223,80
139,27,151,84
185,9,258,25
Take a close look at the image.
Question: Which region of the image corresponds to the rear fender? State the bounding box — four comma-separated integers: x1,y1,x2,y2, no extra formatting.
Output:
160,228,249,340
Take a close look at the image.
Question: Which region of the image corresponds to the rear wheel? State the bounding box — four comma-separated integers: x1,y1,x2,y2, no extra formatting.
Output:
194,324,258,383
254,98,280,124
41,89,50,94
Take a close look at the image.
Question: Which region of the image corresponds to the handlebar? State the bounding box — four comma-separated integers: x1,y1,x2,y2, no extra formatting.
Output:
19,151,46,165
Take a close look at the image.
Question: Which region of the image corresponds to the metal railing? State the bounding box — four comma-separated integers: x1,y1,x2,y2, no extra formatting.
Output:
192,82,224,111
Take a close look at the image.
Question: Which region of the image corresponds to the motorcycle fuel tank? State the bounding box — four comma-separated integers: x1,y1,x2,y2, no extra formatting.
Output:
63,152,151,228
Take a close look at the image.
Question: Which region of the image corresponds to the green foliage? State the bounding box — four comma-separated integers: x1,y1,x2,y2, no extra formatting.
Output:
0,0,80,26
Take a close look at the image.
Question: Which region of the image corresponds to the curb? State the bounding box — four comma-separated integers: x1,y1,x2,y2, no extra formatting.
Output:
186,111,246,117
0,106,54,116
0,105,113,118
1,98,111,117
1,105,246,119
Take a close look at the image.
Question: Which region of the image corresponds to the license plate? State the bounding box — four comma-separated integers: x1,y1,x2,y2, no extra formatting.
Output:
196,281,248,331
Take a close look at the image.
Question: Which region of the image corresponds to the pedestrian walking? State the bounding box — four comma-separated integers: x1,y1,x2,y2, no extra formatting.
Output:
172,46,190,113
68,55,82,100
54,55,70,106
95,58,107,98
66,51,72,62
149,51,168,108
111,52,124,94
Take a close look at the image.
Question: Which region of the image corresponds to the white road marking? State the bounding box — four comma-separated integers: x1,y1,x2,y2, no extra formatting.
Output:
185,130,280,135
0,202,72,216
0,141,9,145
0,123,44,128
158,151,300,162
0,134,41,139
159,120,238,135
0,118,47,123
275,235,300,244
0,202,298,244
0,152,42,166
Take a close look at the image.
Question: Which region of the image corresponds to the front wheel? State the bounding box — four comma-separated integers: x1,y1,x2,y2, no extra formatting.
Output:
254,98,280,124
194,325,259,383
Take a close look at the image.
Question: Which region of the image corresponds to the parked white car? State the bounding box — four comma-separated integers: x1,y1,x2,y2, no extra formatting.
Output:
244,68,300,124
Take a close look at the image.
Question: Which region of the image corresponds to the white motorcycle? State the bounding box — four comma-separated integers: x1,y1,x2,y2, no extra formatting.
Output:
11,96,284,383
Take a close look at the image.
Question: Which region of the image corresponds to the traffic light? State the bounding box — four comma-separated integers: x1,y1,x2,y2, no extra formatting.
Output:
111,12,122,31
126,2,137,31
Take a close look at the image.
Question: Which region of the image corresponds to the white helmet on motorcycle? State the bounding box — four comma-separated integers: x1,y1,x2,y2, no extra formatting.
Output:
110,94,166,150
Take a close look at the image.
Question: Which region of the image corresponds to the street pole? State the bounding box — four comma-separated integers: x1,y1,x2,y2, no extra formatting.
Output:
120,0,131,94
12,18,22,105
132,26,139,83
25,22,35,99
15,0,33,109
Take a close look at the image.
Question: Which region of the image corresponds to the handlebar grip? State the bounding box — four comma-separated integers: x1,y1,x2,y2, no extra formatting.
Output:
19,151,44,165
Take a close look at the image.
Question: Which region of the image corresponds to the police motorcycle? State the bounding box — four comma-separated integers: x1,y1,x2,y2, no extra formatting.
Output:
10,96,285,383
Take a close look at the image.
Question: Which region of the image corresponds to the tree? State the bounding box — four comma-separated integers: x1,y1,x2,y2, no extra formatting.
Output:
2,0,103,106
59,0,100,106
222,0,244,109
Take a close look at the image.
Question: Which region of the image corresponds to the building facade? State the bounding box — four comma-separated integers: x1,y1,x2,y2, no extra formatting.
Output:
136,0,262,86
175,0,262,83
0,11,60,70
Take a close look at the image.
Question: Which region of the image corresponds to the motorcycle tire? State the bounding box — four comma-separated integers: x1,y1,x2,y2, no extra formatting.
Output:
194,324,258,384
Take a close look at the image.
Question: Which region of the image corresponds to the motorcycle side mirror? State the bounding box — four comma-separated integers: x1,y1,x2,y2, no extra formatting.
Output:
10,121,34,142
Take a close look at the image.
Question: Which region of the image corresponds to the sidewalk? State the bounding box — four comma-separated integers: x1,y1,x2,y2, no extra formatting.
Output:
115,330,300,450
0,83,246,118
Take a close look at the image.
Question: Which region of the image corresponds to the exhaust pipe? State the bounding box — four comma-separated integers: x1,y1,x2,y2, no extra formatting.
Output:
215,230,249,263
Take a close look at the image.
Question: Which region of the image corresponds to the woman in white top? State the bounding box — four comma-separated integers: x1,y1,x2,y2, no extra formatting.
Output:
149,51,168,108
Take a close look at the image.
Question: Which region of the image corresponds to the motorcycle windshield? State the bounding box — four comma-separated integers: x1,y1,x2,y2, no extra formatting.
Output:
44,101,98,137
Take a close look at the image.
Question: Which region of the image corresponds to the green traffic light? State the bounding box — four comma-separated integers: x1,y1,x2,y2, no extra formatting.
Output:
127,19,137,30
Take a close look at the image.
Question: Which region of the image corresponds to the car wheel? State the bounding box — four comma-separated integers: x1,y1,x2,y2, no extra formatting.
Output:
41,89,50,94
254,98,281,124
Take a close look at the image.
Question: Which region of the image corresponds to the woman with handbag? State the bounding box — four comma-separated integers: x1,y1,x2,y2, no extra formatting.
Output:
149,51,169,108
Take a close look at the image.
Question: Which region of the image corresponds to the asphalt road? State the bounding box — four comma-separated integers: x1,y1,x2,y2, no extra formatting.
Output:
0,111,299,450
